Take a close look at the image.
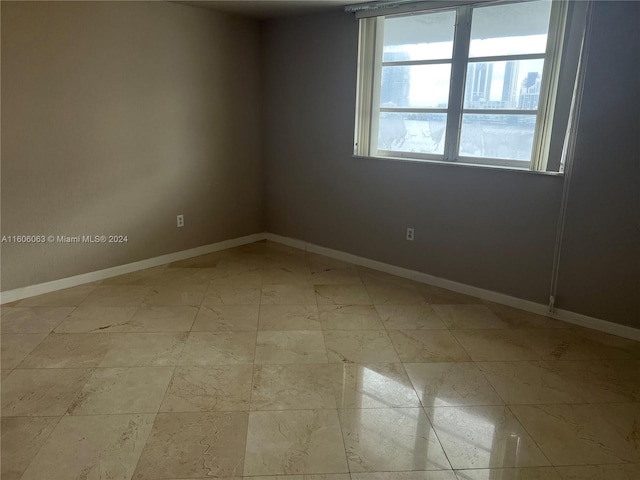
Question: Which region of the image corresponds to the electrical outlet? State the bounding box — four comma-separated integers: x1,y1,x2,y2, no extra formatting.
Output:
177,214,184,228
406,227,414,241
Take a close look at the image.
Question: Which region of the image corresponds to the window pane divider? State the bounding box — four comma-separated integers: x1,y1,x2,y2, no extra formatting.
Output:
467,53,545,63
377,150,445,161
380,107,449,113
462,109,537,115
443,6,472,162
382,59,452,67
456,156,529,168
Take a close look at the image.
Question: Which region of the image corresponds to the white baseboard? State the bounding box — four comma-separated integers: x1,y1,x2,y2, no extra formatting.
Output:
264,233,307,251
266,233,640,341
0,233,266,304
551,308,640,341
3,230,638,342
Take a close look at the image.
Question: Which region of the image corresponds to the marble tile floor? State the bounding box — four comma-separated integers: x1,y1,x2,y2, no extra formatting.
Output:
1,240,639,480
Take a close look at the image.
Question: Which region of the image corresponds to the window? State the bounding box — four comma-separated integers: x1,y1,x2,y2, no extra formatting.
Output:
351,0,588,172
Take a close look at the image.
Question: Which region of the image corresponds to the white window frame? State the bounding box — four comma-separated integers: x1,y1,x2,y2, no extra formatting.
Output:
352,0,586,172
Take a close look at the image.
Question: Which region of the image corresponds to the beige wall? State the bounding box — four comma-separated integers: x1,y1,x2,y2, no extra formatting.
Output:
1,1,264,290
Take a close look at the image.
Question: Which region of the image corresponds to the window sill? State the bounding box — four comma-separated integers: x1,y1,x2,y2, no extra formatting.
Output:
352,154,565,177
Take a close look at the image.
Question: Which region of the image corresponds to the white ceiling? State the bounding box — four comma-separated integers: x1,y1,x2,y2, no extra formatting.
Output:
174,0,370,19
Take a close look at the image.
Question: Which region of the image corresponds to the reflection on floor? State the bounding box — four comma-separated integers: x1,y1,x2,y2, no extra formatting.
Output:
1,240,639,480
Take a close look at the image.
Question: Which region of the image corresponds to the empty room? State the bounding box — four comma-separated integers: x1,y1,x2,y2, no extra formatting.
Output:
1,0,639,479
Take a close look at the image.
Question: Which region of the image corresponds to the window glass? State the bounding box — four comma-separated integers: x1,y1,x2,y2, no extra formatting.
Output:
459,114,537,161
463,59,545,110
381,64,451,108
377,112,447,155
469,0,552,57
383,10,456,61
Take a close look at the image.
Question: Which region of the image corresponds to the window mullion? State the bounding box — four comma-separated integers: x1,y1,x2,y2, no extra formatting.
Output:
369,17,385,155
354,17,377,156
443,6,472,162
530,0,569,171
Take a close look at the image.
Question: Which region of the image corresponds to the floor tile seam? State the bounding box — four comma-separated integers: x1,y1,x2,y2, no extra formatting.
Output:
190,328,259,335
60,409,169,417
469,359,516,406
248,406,433,413
449,329,545,362
6,366,104,371
534,400,640,407
247,265,267,411
79,298,148,309
332,387,353,476
418,400,508,408
316,305,331,364
451,466,559,470
237,405,251,478
176,362,258,367
60,410,246,418
14,361,193,369
27,331,193,336
53,328,196,334
1,365,96,416
129,411,162,480
550,461,640,468
545,356,639,361
322,304,444,325
62,365,98,417
432,327,475,363
348,467,458,473
472,359,565,364
37,365,178,370
473,358,638,386
149,364,177,418
1,329,67,335
449,466,562,479
448,326,563,332
426,401,640,412
425,411,518,469
0,414,67,424
182,304,199,332
248,363,260,421
389,328,420,406
470,356,640,363
30,304,80,334
9,411,67,480
416,404,455,471
504,404,555,468
508,400,640,406
544,464,568,480
5,404,493,415
258,300,318,306
7,331,53,370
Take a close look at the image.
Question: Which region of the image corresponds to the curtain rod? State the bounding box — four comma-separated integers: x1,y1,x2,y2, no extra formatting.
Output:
345,1,432,14
346,0,518,17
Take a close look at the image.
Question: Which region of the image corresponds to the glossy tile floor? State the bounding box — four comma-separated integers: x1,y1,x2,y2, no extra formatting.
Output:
1,241,639,480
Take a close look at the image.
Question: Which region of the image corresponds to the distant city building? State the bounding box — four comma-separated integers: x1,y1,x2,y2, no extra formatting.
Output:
381,51,410,107
518,72,541,109
464,61,524,110
465,62,493,106
502,61,520,106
